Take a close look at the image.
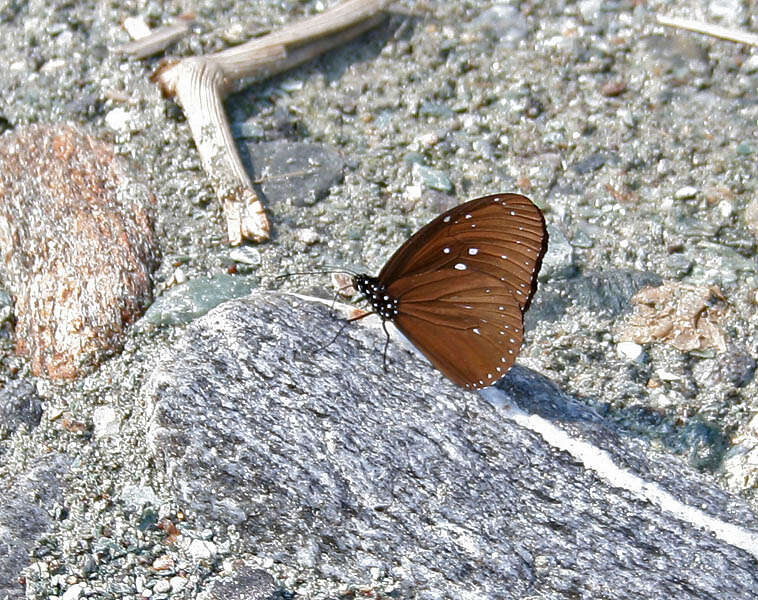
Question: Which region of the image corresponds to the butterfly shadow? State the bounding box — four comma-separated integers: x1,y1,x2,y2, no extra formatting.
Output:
490,365,605,424
490,364,730,473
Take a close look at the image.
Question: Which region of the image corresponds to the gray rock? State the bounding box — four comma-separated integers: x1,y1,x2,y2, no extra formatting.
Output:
540,225,576,281
141,274,256,327
144,291,757,599
0,379,43,438
203,566,278,600
412,163,453,192
571,153,607,174
0,454,70,600
241,140,344,207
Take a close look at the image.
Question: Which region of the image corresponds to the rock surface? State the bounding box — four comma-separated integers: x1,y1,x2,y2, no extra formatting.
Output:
144,292,758,599
0,455,70,600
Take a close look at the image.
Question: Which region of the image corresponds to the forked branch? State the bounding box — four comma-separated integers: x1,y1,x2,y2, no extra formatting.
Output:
151,0,389,244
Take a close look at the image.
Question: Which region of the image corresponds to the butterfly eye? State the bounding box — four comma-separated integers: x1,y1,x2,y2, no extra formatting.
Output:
352,194,548,389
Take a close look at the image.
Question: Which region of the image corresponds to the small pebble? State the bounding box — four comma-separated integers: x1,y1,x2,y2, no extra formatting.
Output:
600,80,626,97
152,554,176,571
656,369,681,382
188,539,217,561
412,163,453,192
296,228,321,245
173,267,187,285
229,247,262,266
616,341,644,362
711,202,731,222
93,406,120,438
39,59,66,73
674,186,699,200
416,132,440,147
170,576,188,593
405,184,423,201
105,107,137,133
742,54,758,73
123,16,151,39
617,108,636,128
280,79,303,92
744,197,758,235
61,583,84,600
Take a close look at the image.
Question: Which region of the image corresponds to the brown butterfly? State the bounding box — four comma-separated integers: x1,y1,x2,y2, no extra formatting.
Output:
351,194,548,389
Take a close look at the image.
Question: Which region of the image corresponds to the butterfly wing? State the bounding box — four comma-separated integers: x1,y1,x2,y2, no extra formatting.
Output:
381,194,548,389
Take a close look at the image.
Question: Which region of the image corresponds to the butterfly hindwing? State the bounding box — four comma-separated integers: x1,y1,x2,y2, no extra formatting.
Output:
392,274,526,388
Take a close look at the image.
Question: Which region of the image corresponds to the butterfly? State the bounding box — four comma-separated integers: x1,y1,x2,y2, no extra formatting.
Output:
350,193,548,390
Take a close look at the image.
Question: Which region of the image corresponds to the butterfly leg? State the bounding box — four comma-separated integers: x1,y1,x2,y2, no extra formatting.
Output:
316,309,374,354
381,319,391,372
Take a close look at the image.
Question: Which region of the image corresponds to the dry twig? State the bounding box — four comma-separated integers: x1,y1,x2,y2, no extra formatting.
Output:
150,0,389,244
657,15,758,47
120,14,196,58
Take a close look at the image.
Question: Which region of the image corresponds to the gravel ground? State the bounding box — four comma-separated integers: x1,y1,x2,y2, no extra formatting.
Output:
0,0,756,598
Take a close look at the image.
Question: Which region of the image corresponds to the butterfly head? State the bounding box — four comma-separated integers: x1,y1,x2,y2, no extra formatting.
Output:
353,274,399,321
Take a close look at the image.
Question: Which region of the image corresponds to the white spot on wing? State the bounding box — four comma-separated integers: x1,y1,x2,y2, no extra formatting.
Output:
443,247,451,254
455,263,467,270
473,328,481,335
468,248,479,255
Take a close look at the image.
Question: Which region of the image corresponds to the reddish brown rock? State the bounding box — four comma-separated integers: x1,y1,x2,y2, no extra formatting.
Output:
0,123,159,378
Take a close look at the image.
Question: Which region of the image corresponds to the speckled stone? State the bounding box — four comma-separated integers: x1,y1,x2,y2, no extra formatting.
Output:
0,124,158,379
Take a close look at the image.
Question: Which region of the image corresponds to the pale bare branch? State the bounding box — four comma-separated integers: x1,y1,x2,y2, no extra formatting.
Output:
151,0,390,244
120,14,196,59
657,15,758,47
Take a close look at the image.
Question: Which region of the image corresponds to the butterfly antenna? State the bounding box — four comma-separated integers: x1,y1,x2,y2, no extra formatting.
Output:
275,267,358,281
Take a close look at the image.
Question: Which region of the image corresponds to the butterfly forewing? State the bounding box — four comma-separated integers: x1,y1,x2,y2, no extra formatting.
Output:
379,194,545,288
379,193,548,389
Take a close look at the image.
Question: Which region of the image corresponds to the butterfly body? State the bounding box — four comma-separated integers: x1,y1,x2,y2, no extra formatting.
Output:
353,193,548,390
353,275,399,321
